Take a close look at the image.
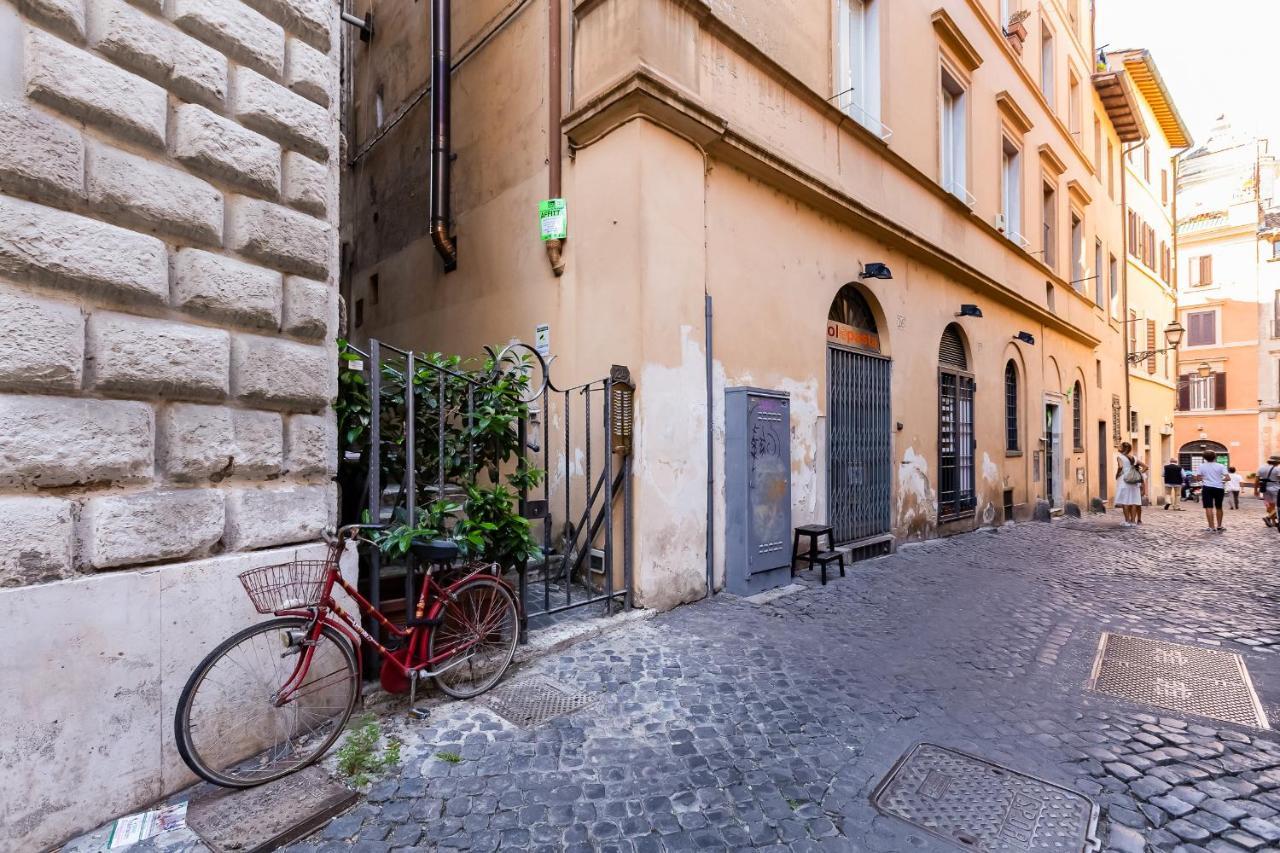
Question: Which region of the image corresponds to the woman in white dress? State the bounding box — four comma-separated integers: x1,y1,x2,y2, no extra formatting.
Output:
1114,441,1145,526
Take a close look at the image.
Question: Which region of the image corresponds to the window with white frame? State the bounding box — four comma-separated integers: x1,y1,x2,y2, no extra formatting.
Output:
836,0,881,133
939,65,967,201
1070,211,1084,288
1068,70,1081,139
1040,25,1054,107
1001,137,1022,242
1189,254,1213,286
1189,375,1214,411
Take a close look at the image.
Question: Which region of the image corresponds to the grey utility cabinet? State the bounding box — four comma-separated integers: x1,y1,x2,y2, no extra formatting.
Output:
724,387,792,595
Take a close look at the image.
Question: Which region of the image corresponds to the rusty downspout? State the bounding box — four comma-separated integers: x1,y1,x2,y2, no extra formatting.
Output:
430,0,457,272
544,0,565,276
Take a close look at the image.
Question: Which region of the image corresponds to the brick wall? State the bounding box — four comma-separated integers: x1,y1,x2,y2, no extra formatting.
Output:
0,0,340,589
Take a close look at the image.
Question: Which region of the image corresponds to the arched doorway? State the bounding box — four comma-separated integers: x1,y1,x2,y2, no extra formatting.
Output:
938,323,975,518
826,284,892,546
1179,439,1230,472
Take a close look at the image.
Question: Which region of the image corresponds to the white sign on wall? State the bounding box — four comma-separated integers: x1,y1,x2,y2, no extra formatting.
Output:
534,323,551,357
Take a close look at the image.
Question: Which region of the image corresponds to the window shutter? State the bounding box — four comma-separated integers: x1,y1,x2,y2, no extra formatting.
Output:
1202,255,1212,285
1177,376,1190,411
1214,372,1227,410
1146,320,1156,374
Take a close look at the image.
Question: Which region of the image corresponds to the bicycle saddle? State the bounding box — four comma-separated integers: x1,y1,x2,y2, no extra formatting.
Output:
410,539,458,564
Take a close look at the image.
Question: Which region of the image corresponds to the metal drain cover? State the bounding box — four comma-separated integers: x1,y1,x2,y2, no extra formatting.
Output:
1088,633,1269,729
477,675,595,727
872,744,1099,852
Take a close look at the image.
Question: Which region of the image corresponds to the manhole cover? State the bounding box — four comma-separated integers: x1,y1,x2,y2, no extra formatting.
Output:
872,743,1099,852
477,675,595,727
1088,633,1269,728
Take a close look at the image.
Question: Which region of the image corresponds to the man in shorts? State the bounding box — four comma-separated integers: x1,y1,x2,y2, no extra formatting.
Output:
1197,451,1230,532
1257,454,1280,528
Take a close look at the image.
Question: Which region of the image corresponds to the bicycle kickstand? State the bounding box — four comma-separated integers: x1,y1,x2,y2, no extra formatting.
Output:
407,672,429,721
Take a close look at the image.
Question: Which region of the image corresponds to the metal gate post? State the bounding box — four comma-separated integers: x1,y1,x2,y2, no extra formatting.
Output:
602,377,614,613
517,413,529,644
367,339,383,663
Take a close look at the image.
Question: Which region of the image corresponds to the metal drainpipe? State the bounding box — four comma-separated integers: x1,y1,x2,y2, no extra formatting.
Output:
704,293,714,597
545,0,565,275
430,0,457,272
1121,141,1139,448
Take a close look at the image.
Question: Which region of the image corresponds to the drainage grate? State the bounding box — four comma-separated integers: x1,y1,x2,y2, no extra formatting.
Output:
872,744,1100,852
477,675,595,727
1087,633,1269,729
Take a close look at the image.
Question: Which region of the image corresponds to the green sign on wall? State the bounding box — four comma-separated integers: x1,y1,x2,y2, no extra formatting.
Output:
539,198,567,241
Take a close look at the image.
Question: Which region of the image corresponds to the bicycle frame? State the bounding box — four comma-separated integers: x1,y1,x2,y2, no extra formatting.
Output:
271,540,520,705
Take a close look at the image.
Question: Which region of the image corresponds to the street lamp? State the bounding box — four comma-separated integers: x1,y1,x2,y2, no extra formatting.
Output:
1126,318,1186,364
1196,362,1212,379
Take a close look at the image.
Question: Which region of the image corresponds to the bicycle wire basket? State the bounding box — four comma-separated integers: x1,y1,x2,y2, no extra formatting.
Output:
238,559,336,614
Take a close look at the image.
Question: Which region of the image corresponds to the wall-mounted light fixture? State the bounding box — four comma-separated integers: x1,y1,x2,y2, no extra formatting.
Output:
858,262,893,280
1125,320,1185,364
956,304,983,318
1015,331,1036,345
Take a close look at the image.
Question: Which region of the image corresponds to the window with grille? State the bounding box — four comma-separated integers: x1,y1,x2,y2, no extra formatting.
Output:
1072,381,1083,451
939,325,975,519
1005,361,1020,452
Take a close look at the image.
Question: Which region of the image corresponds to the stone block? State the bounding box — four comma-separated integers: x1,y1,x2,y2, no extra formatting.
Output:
241,0,330,50
167,0,283,78
1032,500,1051,522
1089,497,1107,513
25,27,166,148
0,194,168,303
281,275,330,339
230,66,329,161
281,150,326,217
0,284,84,391
284,413,335,477
226,196,330,278
157,402,234,481
0,497,74,587
87,311,230,399
86,140,223,245
223,484,329,550
18,0,85,42
78,489,224,569
284,36,329,106
172,248,282,329
232,409,283,477
171,104,281,196
0,394,152,487
86,0,227,108
1063,501,1081,518
231,333,331,409
0,100,83,204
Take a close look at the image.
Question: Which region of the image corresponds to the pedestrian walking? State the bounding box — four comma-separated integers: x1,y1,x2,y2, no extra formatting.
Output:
1114,442,1145,526
1162,458,1183,510
1226,466,1243,510
1197,451,1230,532
1258,454,1280,528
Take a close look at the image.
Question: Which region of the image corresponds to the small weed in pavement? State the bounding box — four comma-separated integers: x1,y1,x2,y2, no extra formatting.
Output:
336,715,401,786
435,751,462,764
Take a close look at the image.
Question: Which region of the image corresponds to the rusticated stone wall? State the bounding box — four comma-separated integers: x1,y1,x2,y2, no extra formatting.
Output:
0,0,342,848
0,0,340,588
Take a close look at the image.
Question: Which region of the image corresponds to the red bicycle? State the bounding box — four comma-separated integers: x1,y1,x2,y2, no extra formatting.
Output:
174,526,520,788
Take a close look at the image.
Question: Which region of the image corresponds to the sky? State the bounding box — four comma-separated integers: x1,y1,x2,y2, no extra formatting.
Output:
1096,0,1280,149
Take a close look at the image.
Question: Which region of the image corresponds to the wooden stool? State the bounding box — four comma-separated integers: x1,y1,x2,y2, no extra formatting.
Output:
792,524,834,577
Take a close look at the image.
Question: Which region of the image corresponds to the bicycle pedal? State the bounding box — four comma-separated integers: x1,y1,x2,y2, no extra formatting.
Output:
408,706,430,721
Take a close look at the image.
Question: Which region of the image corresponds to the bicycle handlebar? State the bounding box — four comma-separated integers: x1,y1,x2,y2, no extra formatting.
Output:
322,523,385,545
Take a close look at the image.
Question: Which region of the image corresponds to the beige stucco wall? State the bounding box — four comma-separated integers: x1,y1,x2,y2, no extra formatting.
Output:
343,0,1135,607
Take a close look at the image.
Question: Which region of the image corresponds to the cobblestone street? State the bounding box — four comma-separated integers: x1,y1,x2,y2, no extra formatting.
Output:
295,501,1280,853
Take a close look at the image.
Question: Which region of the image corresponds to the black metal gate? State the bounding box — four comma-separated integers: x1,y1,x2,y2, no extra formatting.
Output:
938,370,975,520
520,365,634,636
827,345,892,545
340,339,633,647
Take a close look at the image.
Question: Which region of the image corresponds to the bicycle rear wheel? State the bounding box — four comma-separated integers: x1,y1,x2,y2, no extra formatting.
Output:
175,616,358,788
428,577,519,699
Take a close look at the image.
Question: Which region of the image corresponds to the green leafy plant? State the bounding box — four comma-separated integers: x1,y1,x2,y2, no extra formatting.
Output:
337,339,545,569
336,714,401,787
435,751,462,764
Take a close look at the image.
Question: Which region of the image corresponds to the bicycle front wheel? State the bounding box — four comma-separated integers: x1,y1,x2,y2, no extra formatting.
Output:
428,577,519,699
175,616,358,788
